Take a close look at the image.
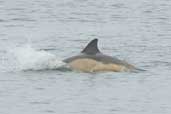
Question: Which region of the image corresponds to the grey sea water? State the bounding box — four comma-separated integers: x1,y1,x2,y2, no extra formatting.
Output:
0,0,171,114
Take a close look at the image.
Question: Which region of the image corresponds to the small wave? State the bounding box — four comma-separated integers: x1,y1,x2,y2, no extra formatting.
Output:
5,45,67,71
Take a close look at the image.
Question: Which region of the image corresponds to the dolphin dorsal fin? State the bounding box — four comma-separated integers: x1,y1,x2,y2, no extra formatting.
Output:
81,39,100,55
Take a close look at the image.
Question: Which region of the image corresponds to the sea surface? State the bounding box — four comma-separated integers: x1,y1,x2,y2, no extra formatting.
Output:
0,0,171,114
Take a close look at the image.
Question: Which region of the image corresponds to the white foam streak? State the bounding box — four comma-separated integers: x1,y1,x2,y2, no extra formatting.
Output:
8,45,65,71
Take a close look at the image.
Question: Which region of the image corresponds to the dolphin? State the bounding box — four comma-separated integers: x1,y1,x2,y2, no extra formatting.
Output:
63,39,136,72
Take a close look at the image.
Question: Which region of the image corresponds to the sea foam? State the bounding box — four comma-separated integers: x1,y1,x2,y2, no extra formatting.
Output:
6,45,66,71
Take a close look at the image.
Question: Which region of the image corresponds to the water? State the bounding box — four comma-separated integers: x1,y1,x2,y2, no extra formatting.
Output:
0,0,171,114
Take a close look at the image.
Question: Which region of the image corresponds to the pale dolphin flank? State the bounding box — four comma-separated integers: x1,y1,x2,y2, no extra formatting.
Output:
63,39,136,72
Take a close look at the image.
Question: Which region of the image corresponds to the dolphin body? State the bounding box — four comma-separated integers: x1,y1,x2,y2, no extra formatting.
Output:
63,39,136,72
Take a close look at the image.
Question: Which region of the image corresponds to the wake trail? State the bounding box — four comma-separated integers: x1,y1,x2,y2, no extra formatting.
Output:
2,45,67,72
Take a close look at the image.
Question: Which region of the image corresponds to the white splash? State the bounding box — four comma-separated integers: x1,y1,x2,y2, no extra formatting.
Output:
7,45,66,71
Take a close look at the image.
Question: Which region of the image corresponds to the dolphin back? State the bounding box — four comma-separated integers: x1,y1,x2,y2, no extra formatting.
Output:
62,39,139,72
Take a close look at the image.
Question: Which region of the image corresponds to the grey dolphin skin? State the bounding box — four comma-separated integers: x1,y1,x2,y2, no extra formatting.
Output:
63,39,136,72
